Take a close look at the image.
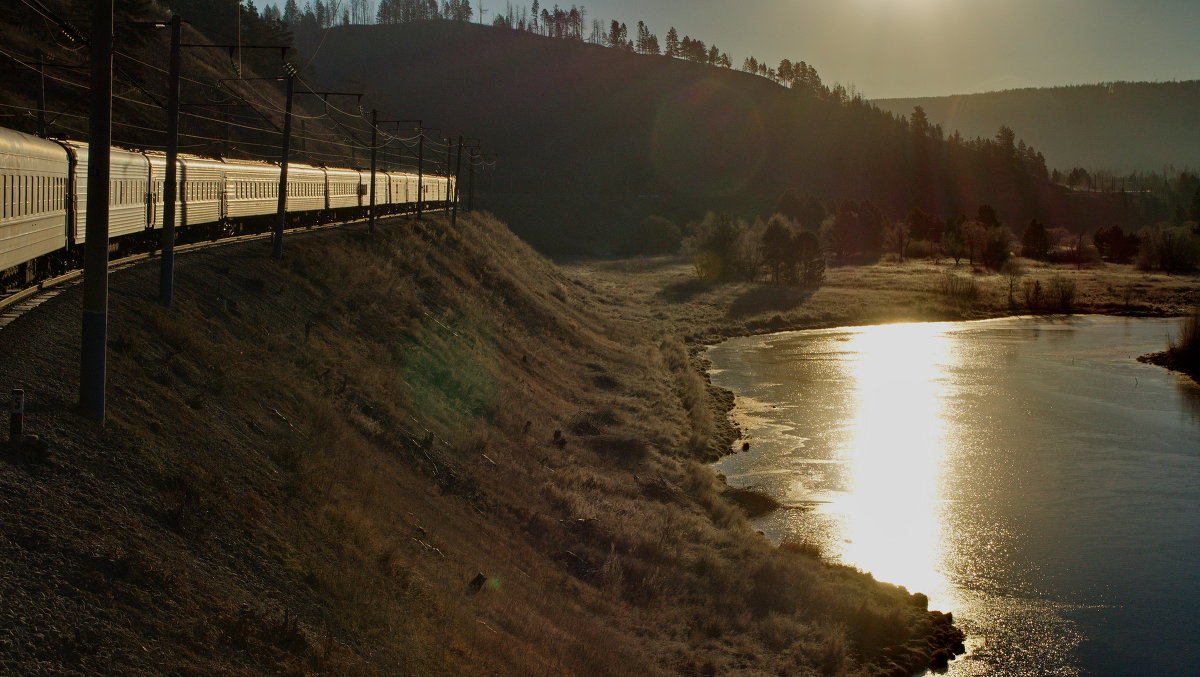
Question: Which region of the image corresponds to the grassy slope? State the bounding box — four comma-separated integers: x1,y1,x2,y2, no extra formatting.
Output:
0,214,959,676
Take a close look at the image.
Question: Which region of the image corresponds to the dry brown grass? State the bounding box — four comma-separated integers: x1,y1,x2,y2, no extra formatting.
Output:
0,212,966,676
569,255,1200,342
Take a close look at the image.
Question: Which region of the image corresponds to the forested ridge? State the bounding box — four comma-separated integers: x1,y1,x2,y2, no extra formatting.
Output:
875,82,1200,175
301,19,1104,252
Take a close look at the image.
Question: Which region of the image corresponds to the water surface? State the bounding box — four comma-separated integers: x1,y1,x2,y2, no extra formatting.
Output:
708,316,1200,676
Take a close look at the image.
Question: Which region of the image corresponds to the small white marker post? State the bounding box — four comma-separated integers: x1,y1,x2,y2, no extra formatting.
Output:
10,389,24,442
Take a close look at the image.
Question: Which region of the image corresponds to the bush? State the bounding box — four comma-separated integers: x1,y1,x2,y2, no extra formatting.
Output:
981,226,1014,270
682,212,742,281
1045,276,1077,313
1169,306,1200,365
1000,259,1024,309
1022,276,1076,313
1022,278,1045,313
906,239,939,260
938,273,979,309
1136,225,1200,271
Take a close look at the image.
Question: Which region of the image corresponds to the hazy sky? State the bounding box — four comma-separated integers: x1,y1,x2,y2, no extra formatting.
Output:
471,0,1200,98
269,0,1200,99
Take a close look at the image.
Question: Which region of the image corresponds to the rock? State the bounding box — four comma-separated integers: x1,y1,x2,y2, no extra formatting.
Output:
467,572,487,594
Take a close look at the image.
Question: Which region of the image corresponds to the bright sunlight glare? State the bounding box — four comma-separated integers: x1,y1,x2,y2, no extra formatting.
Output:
832,323,955,599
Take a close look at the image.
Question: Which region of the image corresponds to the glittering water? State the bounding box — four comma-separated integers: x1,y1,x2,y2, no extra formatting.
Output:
708,316,1200,677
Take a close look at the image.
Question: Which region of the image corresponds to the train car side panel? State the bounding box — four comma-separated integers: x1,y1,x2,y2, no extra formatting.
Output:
225,160,282,219
106,149,152,239
0,128,69,272
285,164,325,213
179,158,226,227
325,167,361,210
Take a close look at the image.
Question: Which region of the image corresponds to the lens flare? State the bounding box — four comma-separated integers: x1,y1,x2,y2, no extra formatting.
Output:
650,79,766,196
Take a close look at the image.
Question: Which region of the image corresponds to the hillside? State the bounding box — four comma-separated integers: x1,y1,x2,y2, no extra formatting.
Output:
0,213,962,675
874,82,1200,174
304,21,1092,252
0,0,381,179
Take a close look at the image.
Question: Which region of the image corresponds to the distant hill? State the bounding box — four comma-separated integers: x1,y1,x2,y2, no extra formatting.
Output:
874,82,1200,174
305,21,1102,252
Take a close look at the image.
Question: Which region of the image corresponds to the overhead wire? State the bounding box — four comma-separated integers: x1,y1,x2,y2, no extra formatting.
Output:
2,22,480,175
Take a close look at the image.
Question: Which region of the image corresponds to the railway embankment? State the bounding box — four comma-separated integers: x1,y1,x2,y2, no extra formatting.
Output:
0,212,962,675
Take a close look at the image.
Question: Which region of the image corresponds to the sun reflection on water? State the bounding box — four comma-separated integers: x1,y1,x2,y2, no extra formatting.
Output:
832,322,956,602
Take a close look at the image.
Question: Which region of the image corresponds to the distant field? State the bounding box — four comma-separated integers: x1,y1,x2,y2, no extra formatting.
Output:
567,255,1200,343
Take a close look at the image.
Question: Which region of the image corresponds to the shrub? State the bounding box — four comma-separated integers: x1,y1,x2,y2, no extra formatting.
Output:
1169,305,1200,366
938,273,979,309
682,212,743,281
1136,225,1200,271
1022,276,1076,313
906,239,938,260
981,225,1014,270
1022,278,1045,313
1045,276,1077,313
1000,259,1024,309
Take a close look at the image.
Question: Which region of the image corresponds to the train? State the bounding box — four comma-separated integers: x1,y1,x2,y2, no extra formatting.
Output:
0,124,455,285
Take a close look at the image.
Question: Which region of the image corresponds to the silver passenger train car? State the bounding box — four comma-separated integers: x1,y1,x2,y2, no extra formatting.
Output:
0,125,454,284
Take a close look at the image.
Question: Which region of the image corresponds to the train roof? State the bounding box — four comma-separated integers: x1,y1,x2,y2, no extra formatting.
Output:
0,126,69,164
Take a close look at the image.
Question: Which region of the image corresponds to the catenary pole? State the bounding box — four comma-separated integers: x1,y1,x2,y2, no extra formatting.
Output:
80,0,113,421
416,130,424,217
451,136,463,227
159,14,182,306
467,148,477,212
35,51,46,138
368,108,378,233
273,71,294,259
444,138,452,215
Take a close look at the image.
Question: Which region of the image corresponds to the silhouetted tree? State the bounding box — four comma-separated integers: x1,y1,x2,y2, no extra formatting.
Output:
907,208,936,242
794,230,824,288
858,200,885,259
761,215,794,283
1021,218,1051,259
664,26,679,57
944,216,967,265
911,106,930,138
828,201,861,261
982,225,1014,270
1094,225,1140,263
963,221,988,266
977,204,1000,229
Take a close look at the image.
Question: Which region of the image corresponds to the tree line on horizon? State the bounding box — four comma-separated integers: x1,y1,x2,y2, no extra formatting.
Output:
671,189,1200,288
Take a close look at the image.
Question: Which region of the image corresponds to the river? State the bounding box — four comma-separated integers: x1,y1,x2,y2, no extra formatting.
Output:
707,316,1200,676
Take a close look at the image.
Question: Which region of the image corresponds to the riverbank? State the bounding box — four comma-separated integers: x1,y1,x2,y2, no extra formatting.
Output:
0,214,961,676
563,255,1199,344
1138,307,1200,384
